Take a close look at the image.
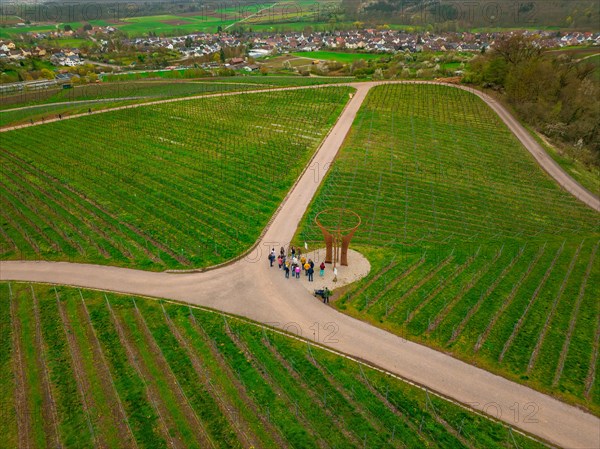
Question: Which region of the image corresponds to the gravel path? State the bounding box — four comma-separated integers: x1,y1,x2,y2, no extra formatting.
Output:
2,81,599,448
452,83,600,212
0,97,144,113
3,80,597,211
0,84,334,132
269,248,372,295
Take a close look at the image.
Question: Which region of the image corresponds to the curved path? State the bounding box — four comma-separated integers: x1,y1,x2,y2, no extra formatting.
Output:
455,83,600,212
0,96,145,113
2,81,599,448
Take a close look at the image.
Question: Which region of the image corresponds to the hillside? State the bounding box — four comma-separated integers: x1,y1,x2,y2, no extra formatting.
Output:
342,0,600,29
0,85,352,269
295,83,600,412
0,283,548,449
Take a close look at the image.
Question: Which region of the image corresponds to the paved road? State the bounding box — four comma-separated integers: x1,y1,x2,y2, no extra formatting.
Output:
2,81,599,448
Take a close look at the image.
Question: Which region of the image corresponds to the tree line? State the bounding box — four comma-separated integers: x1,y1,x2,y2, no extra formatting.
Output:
465,34,599,168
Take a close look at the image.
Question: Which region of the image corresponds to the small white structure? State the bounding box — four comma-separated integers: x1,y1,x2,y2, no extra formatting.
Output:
248,49,270,58
63,55,83,66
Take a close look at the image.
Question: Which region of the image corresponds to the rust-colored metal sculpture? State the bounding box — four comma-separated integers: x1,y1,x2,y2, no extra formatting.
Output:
315,209,361,267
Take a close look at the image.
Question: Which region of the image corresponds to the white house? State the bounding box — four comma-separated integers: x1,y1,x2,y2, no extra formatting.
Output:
63,55,83,66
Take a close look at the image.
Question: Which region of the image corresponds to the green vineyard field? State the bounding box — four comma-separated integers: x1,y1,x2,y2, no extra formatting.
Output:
295,84,600,412
0,282,548,449
0,77,354,109
1,86,352,269
0,81,264,127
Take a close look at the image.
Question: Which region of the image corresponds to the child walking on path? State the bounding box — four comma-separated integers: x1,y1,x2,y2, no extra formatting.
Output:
319,262,325,277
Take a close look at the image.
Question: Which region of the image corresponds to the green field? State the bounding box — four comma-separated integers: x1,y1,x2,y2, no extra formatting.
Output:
0,1,342,38
0,15,233,38
209,75,356,85
116,14,236,36
294,84,600,412
1,99,144,127
0,86,352,269
0,24,61,38
99,73,355,85
581,53,600,81
0,12,235,39
0,22,83,38
0,14,321,38
0,282,548,449
0,81,290,126
54,38,89,48
292,50,390,63
1,78,357,128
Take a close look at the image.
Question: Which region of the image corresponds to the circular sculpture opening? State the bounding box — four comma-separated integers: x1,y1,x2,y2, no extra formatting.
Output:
315,208,361,267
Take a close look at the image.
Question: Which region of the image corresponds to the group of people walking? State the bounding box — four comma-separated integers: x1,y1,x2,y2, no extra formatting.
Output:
268,246,326,282
268,246,332,304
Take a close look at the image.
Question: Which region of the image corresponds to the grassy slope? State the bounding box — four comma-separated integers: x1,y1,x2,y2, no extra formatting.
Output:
1,77,357,118
0,86,352,269
116,15,237,36
0,282,549,449
475,86,600,199
581,53,600,80
294,83,600,413
527,124,600,198
0,16,234,38
0,81,279,127
1,81,260,110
